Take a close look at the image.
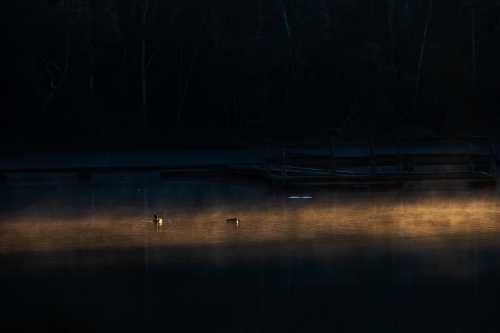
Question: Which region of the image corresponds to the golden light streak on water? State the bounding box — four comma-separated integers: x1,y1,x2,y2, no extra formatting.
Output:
3,177,500,332
1,194,499,257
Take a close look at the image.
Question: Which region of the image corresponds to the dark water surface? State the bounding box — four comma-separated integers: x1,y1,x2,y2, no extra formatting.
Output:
1,174,500,332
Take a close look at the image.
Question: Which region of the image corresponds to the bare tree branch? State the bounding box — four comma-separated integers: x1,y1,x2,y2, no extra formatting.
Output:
330,86,370,135
176,3,207,127
27,75,46,100
146,51,155,69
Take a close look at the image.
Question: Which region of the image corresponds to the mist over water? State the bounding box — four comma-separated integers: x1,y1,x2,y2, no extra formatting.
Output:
1,175,500,332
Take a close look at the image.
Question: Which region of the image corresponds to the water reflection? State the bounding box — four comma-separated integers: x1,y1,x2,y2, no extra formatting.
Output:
1,189,498,259
1,177,500,332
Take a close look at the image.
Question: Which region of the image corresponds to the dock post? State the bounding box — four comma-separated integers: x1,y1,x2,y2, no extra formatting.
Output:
280,145,286,181
490,141,497,180
78,171,92,182
397,139,403,177
370,139,376,175
467,140,474,173
330,140,336,176
265,144,270,177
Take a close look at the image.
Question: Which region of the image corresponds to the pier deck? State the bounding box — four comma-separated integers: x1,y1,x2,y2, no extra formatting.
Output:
0,137,497,187
256,137,497,187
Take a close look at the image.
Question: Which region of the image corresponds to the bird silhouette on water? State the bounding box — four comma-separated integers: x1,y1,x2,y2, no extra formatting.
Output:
153,215,163,224
226,217,240,223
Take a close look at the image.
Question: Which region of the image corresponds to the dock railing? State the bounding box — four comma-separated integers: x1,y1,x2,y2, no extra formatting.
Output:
263,137,497,186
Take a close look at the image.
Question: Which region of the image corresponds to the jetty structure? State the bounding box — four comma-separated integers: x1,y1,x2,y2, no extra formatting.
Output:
230,137,498,187
0,137,497,188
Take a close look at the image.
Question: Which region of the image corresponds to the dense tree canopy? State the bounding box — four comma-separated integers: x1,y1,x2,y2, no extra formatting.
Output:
1,0,499,151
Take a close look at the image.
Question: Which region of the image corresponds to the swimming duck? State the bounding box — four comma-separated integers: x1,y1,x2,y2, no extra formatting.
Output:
153,215,163,224
226,217,240,223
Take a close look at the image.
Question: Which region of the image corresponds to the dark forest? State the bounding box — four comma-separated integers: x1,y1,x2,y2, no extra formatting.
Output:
1,0,499,152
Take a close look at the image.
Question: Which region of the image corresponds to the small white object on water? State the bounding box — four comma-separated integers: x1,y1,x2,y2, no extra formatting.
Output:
288,196,312,199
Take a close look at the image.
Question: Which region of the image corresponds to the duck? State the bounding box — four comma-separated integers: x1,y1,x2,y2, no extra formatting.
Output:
226,217,240,223
153,215,163,224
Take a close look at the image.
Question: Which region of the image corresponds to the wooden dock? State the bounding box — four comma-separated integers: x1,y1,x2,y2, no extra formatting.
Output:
0,164,228,182
0,137,497,187
245,137,498,187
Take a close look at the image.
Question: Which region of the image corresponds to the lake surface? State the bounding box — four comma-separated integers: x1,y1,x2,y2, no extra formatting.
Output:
1,174,500,332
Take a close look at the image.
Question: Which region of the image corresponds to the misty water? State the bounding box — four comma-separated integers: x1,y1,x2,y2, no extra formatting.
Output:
1,174,500,332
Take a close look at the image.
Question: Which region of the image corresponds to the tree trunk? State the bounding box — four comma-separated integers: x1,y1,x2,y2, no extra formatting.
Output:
140,0,149,124
88,6,94,99
40,39,71,114
141,37,147,120
280,0,293,71
256,0,262,39
176,16,203,128
280,0,292,42
89,42,94,98
116,44,128,112
397,0,432,129
471,7,476,107
387,2,394,67
402,0,409,20
412,0,432,111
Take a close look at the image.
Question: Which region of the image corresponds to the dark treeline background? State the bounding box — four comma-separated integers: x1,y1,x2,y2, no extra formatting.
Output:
1,0,499,152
